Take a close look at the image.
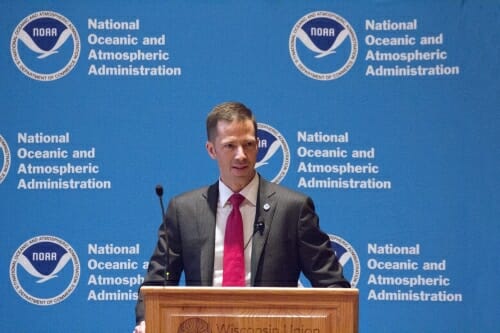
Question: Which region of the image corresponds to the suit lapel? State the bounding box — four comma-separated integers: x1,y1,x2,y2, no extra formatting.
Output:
198,182,219,285
250,178,277,285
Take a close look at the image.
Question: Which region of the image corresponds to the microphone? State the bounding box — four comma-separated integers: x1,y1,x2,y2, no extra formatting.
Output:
155,185,165,220
255,218,265,236
155,184,170,285
244,217,265,250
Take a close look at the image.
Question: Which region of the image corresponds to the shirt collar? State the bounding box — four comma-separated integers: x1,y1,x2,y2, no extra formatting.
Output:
218,174,259,207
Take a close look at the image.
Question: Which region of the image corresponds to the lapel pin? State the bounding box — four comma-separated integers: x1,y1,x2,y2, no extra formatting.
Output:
263,203,271,211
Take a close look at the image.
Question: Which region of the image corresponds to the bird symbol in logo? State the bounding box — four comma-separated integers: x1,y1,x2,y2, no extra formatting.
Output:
18,28,72,59
338,251,352,267
16,252,72,283
255,140,281,169
296,28,349,58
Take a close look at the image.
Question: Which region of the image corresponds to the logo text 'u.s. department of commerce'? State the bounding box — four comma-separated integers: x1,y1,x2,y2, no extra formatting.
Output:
11,11,80,81
10,235,80,305
0,135,11,184
299,234,360,288
289,11,358,80
330,234,361,287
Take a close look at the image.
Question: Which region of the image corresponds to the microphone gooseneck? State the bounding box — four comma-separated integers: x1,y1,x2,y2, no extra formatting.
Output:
155,184,169,285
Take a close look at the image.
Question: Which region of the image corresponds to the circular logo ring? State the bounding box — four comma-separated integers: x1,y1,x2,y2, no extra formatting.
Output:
289,11,358,80
11,11,80,81
0,135,11,184
10,235,80,305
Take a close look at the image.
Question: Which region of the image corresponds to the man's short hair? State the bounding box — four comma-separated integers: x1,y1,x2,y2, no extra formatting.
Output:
206,101,258,141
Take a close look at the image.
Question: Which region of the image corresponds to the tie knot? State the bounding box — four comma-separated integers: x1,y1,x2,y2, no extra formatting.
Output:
229,193,245,207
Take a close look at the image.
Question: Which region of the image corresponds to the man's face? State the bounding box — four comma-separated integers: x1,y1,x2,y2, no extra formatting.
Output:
206,119,258,192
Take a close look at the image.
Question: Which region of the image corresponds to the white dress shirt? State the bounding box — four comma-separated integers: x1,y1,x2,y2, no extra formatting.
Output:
212,174,259,286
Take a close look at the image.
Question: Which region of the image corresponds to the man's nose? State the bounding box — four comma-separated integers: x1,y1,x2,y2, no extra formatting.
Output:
234,145,247,159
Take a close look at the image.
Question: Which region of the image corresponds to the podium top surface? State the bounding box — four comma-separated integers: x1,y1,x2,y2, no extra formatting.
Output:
140,286,359,298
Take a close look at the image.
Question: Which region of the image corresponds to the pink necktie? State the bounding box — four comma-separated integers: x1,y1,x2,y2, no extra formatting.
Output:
222,193,245,286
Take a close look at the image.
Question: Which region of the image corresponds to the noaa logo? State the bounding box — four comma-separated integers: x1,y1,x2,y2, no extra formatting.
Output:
11,11,80,81
10,235,80,305
0,135,11,184
329,234,360,287
289,11,358,80
256,123,290,184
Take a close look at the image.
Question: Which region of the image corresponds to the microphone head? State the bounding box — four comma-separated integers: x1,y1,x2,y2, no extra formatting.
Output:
155,184,164,197
256,217,265,235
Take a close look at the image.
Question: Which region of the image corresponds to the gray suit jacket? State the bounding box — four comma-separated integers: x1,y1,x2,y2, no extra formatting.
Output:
136,176,349,323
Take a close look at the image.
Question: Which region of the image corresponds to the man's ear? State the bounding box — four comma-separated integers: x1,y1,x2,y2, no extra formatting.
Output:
206,141,216,159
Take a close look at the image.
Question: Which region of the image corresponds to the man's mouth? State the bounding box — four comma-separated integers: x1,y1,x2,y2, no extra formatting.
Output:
233,165,248,171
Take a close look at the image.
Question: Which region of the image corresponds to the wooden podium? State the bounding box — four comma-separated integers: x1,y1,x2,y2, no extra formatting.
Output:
141,286,358,333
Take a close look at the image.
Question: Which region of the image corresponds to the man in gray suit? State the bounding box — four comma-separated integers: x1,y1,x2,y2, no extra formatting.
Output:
134,101,350,333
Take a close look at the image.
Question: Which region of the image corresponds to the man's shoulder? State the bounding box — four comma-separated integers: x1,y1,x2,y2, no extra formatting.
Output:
260,177,309,201
174,186,210,199
171,182,217,203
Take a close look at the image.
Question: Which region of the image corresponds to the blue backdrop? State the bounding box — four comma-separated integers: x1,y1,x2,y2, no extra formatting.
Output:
1,1,499,332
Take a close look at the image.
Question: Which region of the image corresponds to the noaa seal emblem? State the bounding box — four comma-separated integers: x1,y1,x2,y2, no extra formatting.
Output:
329,234,361,287
256,123,290,184
0,135,11,184
10,235,80,305
289,11,358,80
11,11,80,81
